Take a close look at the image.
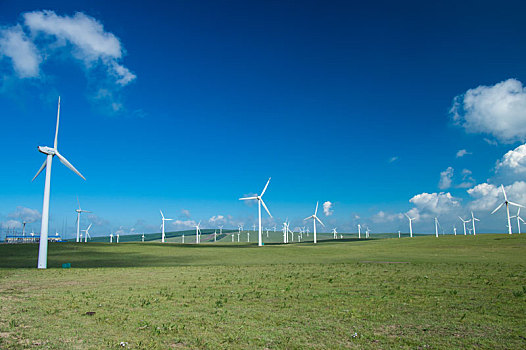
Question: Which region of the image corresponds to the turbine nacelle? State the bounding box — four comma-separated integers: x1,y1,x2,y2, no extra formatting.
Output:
38,146,56,155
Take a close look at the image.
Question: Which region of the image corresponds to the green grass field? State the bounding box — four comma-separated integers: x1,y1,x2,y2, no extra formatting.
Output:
1,235,525,349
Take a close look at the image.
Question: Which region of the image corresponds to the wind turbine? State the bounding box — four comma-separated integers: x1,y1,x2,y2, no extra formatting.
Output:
75,197,91,243
110,232,113,243
510,208,525,234
219,225,223,235
453,226,457,236
491,184,524,235
195,221,202,244
82,223,92,242
405,214,416,238
471,211,480,236
357,224,361,239
304,202,324,244
434,217,439,238
214,230,217,242
32,97,85,269
160,210,173,243
116,232,120,243
332,228,337,239
239,177,272,247
458,216,471,235
142,233,145,242
282,221,288,243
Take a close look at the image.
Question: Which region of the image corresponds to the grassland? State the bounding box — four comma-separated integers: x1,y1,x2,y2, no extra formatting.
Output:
0,235,525,349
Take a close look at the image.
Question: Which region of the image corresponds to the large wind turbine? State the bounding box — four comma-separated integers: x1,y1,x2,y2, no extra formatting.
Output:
32,97,85,269
160,210,173,243
491,185,524,235
434,217,439,238
239,178,272,247
304,202,324,244
405,214,416,238
75,198,91,243
510,208,525,234
471,211,480,236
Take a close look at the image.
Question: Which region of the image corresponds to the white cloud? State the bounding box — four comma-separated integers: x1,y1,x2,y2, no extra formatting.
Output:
209,215,226,224
7,206,41,223
457,169,475,188
456,149,471,158
0,25,41,78
1,219,22,229
451,79,526,143
372,211,403,223
388,156,398,163
467,181,526,211
180,209,191,218
496,143,526,176
172,220,197,229
409,192,460,215
438,167,454,189
323,201,333,216
23,10,135,86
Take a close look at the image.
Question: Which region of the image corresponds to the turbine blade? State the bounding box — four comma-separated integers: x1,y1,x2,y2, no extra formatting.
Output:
239,196,257,200
315,201,319,216
55,152,86,180
520,217,526,223
508,201,525,208
260,199,272,218
474,218,480,221
315,215,325,226
32,159,47,182
54,96,60,149
501,184,508,202
491,202,504,214
304,215,313,221
160,210,164,219
165,218,173,221
260,177,271,196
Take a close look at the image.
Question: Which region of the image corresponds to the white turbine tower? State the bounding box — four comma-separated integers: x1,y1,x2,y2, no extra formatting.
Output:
75,197,91,243
434,217,439,238
405,214,416,238
332,228,337,239
160,210,173,243
82,223,92,242
510,208,525,234
458,216,471,235
453,226,457,236
142,233,145,242
239,178,272,247
357,224,361,239
491,184,524,235
471,211,480,236
32,97,86,269
110,232,114,243
195,221,202,244
304,202,324,244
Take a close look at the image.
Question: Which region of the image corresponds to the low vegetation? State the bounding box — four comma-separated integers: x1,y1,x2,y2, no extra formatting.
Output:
0,234,525,349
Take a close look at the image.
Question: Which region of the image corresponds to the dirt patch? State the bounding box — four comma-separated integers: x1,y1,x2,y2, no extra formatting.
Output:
359,261,410,264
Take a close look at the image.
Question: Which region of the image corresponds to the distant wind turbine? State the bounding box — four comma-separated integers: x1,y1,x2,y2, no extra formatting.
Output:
434,217,439,238
332,228,337,239
357,224,361,239
110,232,114,243
239,177,273,247
453,226,457,236
195,221,202,244
160,210,173,243
32,97,86,269
75,198,91,243
471,211,480,236
304,202,324,244
82,223,92,243
510,208,525,234
491,184,524,234
405,214,416,238
458,216,471,235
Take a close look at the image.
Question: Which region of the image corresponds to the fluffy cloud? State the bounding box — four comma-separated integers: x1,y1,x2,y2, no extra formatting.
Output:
496,143,526,177
456,149,471,158
458,169,475,188
172,220,197,229
388,156,398,163
23,10,135,85
438,167,454,189
7,206,41,223
372,211,404,223
467,181,526,211
180,209,191,218
0,25,41,78
451,79,526,143
409,192,460,215
323,201,333,216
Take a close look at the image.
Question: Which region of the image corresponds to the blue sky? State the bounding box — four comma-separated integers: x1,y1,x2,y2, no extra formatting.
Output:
2,0,526,237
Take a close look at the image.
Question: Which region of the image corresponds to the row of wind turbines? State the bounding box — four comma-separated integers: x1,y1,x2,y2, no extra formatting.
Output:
30,98,525,269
